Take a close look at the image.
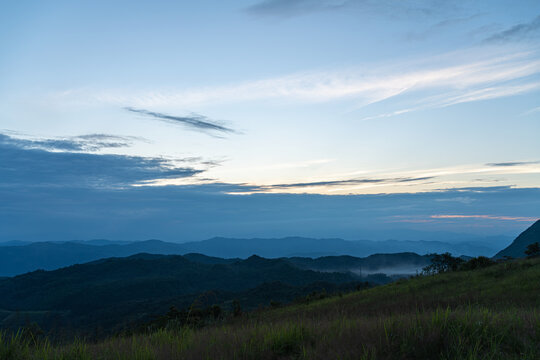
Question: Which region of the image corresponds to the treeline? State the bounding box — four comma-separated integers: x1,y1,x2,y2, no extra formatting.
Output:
422,242,540,275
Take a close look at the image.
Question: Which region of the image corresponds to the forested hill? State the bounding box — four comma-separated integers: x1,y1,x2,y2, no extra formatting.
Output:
0,254,360,334
495,219,540,258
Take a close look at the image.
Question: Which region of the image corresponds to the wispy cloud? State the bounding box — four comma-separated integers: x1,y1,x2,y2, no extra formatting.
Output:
246,0,348,17
54,48,540,119
350,163,540,185
405,14,484,41
487,161,540,167
0,133,140,152
484,15,540,43
235,161,540,195
245,0,454,19
125,107,236,136
247,176,434,191
362,80,540,121
390,212,539,224
430,214,538,222
520,105,540,116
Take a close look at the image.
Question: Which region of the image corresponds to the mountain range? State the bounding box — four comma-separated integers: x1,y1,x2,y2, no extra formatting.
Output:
1,220,539,337
0,236,502,276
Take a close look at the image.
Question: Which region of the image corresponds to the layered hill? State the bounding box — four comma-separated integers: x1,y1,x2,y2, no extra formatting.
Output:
0,254,360,333
495,219,540,258
0,236,494,276
0,251,434,334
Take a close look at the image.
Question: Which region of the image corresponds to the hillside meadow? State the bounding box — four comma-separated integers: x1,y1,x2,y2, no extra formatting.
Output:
1,256,539,359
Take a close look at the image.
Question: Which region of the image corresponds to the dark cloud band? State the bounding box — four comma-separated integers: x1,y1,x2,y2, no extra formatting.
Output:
0,133,138,152
486,161,540,167
0,133,202,189
251,176,434,191
125,107,236,135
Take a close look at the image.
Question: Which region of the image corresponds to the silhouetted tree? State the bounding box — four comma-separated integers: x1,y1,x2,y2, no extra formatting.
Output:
460,256,495,270
423,253,464,274
525,242,540,258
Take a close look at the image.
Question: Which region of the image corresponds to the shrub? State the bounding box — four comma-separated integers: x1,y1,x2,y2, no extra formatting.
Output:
460,256,496,270
423,253,464,274
525,242,540,258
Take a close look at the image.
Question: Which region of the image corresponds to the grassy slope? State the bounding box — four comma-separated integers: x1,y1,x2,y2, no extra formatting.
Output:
2,257,539,359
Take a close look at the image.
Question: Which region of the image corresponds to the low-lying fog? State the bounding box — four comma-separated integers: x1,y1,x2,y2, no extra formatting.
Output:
350,266,424,276
315,266,425,276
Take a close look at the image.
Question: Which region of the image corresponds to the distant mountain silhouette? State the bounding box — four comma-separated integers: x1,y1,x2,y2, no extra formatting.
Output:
495,220,540,258
181,236,497,259
0,240,186,276
0,236,498,276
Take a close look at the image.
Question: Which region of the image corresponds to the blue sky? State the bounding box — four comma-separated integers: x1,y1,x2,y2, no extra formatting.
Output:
0,0,539,242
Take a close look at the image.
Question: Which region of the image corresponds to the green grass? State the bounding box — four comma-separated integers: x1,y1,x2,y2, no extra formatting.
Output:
1,257,539,359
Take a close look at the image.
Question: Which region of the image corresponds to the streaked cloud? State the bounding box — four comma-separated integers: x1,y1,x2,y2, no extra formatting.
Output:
125,107,237,136
0,133,140,152
7,131,535,195
220,161,540,195
53,48,540,120
484,15,540,43
428,81,540,108
430,214,538,222
387,162,540,180
521,106,540,116
487,161,540,167
252,176,435,191
245,0,456,19
246,0,348,17
405,14,483,41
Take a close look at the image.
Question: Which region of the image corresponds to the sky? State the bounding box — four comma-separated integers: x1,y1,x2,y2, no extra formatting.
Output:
0,0,539,243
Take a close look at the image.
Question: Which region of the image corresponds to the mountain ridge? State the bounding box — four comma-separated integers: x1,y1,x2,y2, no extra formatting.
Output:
495,219,540,258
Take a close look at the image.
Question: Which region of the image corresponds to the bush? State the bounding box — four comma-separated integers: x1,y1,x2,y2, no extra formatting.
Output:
525,242,540,258
423,253,464,274
460,256,495,270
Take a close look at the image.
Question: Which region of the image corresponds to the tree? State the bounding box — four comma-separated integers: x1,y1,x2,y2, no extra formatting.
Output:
422,253,464,274
525,242,540,258
460,256,495,270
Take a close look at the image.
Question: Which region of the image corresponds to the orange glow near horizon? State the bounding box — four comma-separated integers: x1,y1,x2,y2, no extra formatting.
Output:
430,215,538,222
